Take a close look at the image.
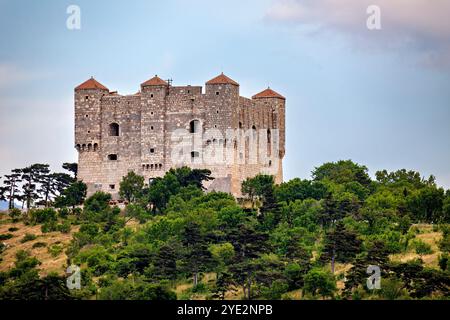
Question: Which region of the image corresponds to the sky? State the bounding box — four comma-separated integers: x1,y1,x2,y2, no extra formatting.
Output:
0,0,449,188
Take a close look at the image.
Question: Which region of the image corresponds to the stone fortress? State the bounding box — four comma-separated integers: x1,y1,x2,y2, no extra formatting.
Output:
74,73,286,198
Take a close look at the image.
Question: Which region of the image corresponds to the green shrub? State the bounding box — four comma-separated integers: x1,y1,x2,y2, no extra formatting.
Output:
48,244,63,257
8,227,19,232
29,208,57,224
260,279,290,299
57,221,71,233
41,220,58,233
58,207,70,219
411,239,433,255
21,233,37,243
439,234,450,252
32,242,47,249
191,283,208,294
72,207,82,216
438,253,448,271
9,208,22,221
0,233,14,240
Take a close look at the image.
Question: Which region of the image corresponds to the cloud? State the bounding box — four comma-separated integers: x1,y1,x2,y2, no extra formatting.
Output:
0,63,54,89
265,0,450,68
0,96,76,180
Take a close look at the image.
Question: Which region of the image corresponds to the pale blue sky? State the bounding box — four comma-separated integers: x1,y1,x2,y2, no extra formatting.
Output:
0,0,449,188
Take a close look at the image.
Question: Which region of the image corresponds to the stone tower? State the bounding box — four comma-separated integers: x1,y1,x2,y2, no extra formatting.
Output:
74,73,286,198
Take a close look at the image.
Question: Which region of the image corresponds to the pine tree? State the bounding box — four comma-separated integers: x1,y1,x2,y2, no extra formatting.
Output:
321,222,361,273
182,222,212,286
3,169,22,209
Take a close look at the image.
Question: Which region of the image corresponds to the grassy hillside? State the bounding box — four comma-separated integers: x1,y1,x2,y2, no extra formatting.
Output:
1,163,449,300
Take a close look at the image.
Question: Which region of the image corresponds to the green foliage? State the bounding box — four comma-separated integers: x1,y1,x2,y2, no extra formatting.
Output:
378,277,409,300
303,268,336,298
275,178,328,203
125,203,151,224
48,244,63,257
41,220,57,233
438,253,448,271
0,233,14,240
9,208,22,221
146,167,213,212
119,171,145,203
98,279,176,300
84,192,111,213
209,243,235,267
32,242,47,249
3,161,448,300
313,160,371,186
58,207,70,218
260,279,289,299
54,181,87,208
21,233,37,243
410,239,433,255
29,208,57,224
321,222,361,270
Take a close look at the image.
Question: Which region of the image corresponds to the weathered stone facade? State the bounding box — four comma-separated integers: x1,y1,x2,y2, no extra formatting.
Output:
74,73,286,198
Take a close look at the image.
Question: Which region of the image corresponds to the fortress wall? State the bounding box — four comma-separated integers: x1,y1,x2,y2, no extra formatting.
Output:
75,76,285,198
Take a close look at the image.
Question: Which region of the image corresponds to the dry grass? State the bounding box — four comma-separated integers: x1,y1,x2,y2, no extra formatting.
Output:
390,225,443,269
0,216,79,276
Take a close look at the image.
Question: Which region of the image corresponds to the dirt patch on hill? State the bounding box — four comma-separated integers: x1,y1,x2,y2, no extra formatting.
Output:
0,218,79,276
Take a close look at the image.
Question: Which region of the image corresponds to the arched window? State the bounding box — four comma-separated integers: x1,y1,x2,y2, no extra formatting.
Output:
109,123,119,136
93,143,98,151
88,143,92,151
239,122,243,129
190,120,200,133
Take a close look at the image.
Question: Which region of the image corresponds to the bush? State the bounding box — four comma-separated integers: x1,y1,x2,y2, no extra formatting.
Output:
8,208,22,221
58,207,70,219
84,192,111,213
41,220,58,233
29,208,57,224
0,233,14,240
439,234,450,252
48,244,63,257
438,253,448,271
260,279,290,299
8,227,19,232
21,233,37,243
191,283,208,294
303,268,336,299
57,221,71,233
411,239,433,255
32,242,47,249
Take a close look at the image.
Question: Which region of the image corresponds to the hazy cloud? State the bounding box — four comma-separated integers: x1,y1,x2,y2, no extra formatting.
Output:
0,63,55,89
265,0,450,68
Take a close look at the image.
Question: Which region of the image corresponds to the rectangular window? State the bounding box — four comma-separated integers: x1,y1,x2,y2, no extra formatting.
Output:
109,184,115,190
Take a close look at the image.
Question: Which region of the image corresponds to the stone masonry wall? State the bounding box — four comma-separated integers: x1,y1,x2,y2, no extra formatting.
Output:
75,77,285,198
